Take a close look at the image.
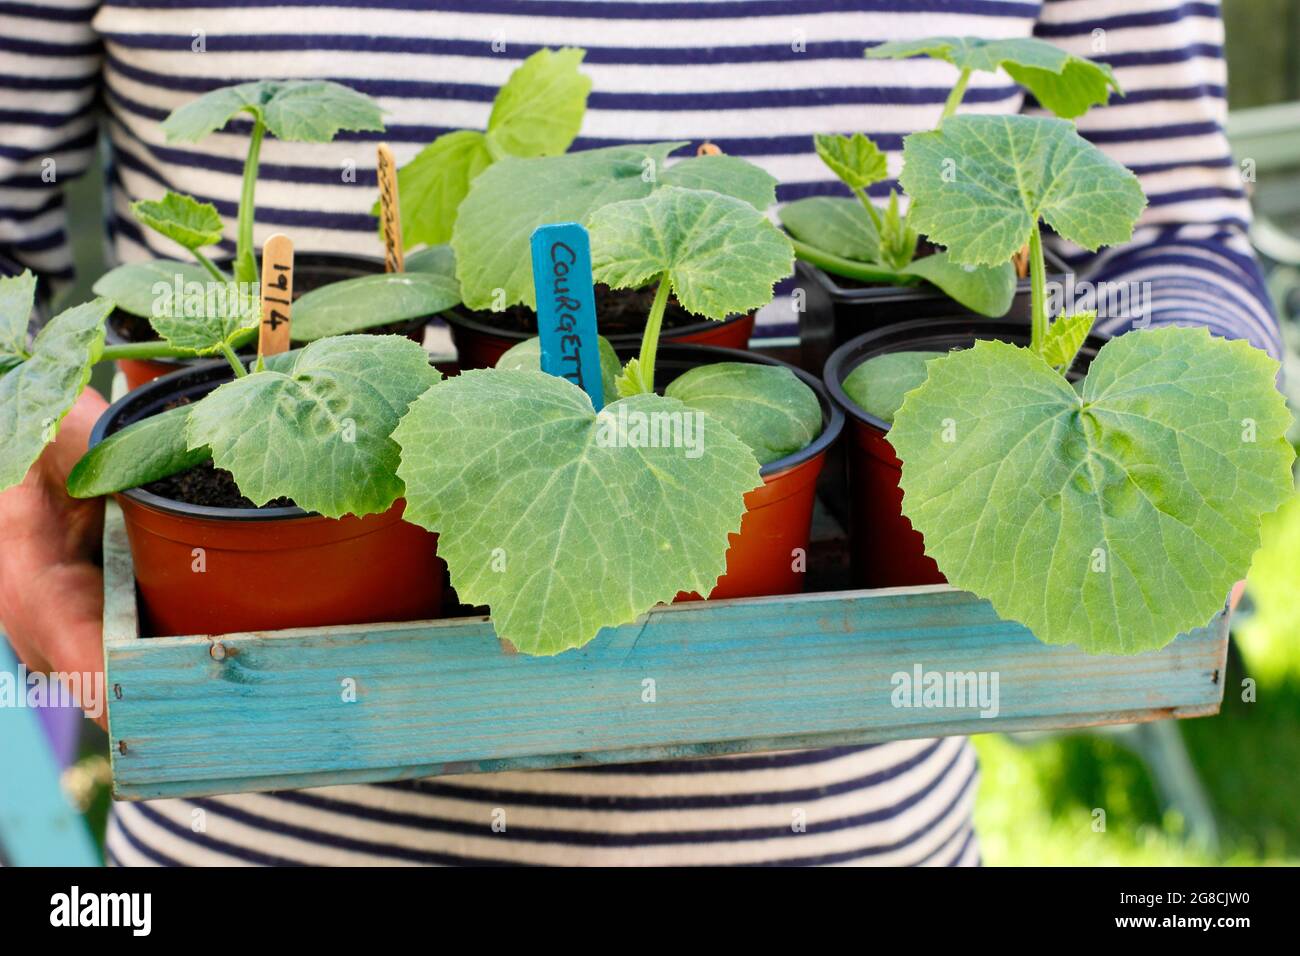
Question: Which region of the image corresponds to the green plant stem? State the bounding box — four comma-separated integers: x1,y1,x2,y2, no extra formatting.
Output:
99,341,194,362
191,247,229,283
635,276,673,392
100,328,260,366
789,238,921,286
1028,224,1047,354
851,186,885,236
879,190,918,271
235,119,265,285
941,68,972,123
218,340,248,378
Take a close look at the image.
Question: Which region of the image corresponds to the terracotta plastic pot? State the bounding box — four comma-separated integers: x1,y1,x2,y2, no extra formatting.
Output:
694,452,828,600
106,252,429,390
823,318,1102,590
627,344,843,601
91,361,444,638
447,306,755,371
794,247,1071,375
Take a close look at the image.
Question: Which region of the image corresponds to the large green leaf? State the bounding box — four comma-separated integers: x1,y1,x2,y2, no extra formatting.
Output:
867,35,1121,119
67,404,210,498
389,130,494,249
94,260,256,355
779,196,880,262
783,207,1014,315
393,367,762,654
585,186,794,319
162,79,384,143
899,250,1017,317
290,272,461,341
842,350,945,424
900,114,1146,267
665,362,821,466
658,155,779,211
451,142,779,310
497,334,622,402
814,132,888,190
131,191,224,251
485,47,591,158
0,298,110,491
404,243,457,280
386,49,589,250
185,335,439,517
93,261,214,320
889,328,1295,654
0,270,36,371
452,143,680,310
147,282,258,356
781,197,1011,314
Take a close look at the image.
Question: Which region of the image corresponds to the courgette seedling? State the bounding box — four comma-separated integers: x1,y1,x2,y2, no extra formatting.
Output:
93,79,461,348
378,47,592,250
0,269,438,520
451,141,781,311
866,35,1122,122
780,36,1122,316
780,132,1015,315
394,163,823,655
866,113,1294,655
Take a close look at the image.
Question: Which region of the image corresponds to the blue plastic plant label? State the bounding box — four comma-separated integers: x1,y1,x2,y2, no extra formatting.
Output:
530,222,604,410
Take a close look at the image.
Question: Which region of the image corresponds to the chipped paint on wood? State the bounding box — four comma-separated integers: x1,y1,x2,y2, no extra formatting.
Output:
101,486,1229,801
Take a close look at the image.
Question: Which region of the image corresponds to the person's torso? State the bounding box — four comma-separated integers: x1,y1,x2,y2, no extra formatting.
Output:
96,0,1023,865
93,0,1037,338
109,737,980,865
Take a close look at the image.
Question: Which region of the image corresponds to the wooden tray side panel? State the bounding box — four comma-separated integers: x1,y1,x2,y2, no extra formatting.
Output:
105,582,1228,800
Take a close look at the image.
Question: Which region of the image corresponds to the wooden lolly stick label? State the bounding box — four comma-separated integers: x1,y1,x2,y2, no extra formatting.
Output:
377,143,404,273
1013,243,1030,279
530,222,603,411
258,233,294,358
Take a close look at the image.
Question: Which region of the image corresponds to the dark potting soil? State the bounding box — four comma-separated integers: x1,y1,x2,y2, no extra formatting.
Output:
143,460,295,510
133,396,296,510
488,284,713,336
110,309,160,344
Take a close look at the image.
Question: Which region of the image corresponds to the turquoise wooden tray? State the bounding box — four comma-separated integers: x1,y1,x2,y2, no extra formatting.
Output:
100,500,1230,801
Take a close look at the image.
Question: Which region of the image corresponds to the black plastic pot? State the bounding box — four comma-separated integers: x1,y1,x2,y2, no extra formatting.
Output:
795,245,1072,374
613,343,842,600
92,360,444,637
447,304,755,371
105,251,430,389
823,317,1103,589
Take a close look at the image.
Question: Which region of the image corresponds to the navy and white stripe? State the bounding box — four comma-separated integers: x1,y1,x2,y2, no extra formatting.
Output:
1,0,1276,865
105,738,981,866
3,0,1278,350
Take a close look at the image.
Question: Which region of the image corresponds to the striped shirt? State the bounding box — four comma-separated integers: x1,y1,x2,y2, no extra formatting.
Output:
2,0,1276,865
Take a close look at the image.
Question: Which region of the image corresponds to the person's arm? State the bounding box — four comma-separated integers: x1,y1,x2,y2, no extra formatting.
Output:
1032,0,1281,356
0,2,106,723
0,0,102,281
0,389,108,728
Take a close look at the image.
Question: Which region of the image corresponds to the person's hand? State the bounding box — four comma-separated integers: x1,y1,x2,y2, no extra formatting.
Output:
0,389,108,728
